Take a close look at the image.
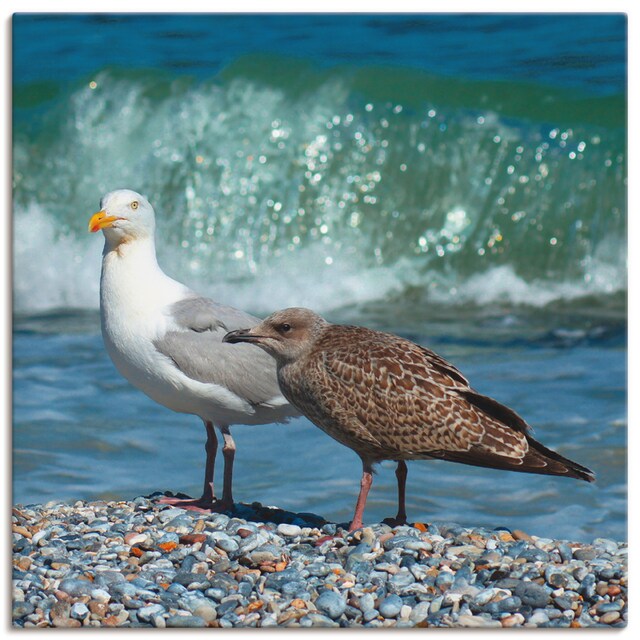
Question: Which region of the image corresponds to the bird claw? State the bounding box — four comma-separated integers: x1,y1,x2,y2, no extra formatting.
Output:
382,515,408,528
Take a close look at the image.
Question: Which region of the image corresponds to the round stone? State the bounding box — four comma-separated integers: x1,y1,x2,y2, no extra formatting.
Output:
527,610,551,626
315,591,346,620
379,594,403,618
277,523,302,537
409,601,431,623
165,614,207,628
600,611,621,624
358,593,375,612
214,537,239,554
12,601,35,619
191,601,217,623
137,604,166,623
58,577,94,597
514,581,551,608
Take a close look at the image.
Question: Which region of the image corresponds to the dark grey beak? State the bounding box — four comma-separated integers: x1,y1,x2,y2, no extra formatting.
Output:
223,328,263,344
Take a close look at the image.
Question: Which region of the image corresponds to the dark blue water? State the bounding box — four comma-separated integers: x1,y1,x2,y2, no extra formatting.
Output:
12,14,627,542
13,14,626,94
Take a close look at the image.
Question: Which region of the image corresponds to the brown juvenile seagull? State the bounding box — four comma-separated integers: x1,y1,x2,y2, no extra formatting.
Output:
223,307,595,531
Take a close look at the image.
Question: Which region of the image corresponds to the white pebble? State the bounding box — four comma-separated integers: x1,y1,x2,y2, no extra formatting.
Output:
124,533,147,546
277,523,302,537
71,602,90,620
152,615,166,628
528,610,551,626
90,588,111,603
32,530,49,545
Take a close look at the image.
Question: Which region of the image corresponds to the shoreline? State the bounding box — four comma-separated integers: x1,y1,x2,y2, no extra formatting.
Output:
12,495,627,628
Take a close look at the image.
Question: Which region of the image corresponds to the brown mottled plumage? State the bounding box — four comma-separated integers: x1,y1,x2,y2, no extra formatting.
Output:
223,308,595,530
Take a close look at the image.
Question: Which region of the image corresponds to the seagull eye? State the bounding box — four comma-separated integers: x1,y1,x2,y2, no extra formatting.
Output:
279,323,292,333
130,201,139,210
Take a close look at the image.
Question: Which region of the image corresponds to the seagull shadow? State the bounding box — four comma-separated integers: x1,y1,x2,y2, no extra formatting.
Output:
147,491,332,528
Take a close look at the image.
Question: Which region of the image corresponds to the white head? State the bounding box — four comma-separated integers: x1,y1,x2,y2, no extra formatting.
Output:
88,189,155,246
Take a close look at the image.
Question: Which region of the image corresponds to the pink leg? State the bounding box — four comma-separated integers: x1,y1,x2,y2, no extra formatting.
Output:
218,425,235,510
157,420,220,511
349,461,373,531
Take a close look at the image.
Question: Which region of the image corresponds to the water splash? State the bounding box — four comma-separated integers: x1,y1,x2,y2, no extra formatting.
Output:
13,65,626,315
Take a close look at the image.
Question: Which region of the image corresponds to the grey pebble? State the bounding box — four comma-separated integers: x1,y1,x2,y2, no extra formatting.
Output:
264,567,301,590
315,590,346,619
216,599,241,617
190,600,218,622
579,573,597,598
363,608,379,622
514,581,551,608
249,550,278,564
409,601,431,623
58,577,94,597
205,587,227,601
11,497,627,630
527,609,551,626
281,580,309,597
557,542,573,563
517,547,549,562
165,614,207,628
484,596,522,615
70,602,90,620
12,601,35,619
301,613,340,627
137,604,166,622
573,546,598,561
210,534,239,554
379,594,403,618
358,592,375,612
595,600,623,614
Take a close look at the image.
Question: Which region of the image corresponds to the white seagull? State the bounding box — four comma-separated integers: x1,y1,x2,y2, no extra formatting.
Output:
89,189,298,510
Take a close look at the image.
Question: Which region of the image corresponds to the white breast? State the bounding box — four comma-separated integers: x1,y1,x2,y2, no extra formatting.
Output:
100,241,194,406
98,240,261,423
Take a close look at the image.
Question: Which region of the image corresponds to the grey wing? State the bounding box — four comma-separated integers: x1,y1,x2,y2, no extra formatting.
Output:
168,295,261,333
154,296,285,407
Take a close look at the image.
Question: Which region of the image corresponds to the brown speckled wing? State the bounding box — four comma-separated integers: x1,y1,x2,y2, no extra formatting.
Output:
280,323,594,481
291,325,532,466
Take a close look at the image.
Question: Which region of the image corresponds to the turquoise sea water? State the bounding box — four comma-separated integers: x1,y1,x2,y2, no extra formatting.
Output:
12,14,626,542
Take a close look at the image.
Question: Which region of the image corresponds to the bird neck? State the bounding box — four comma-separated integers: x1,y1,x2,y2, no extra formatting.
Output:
101,236,168,291
103,234,158,263
100,234,189,322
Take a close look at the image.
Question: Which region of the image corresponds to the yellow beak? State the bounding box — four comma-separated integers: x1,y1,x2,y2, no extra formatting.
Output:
88,210,120,233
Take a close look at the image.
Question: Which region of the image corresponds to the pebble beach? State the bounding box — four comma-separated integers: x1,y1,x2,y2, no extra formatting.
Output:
12,494,627,629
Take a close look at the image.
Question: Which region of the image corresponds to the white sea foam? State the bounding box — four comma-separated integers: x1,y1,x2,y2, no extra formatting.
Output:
430,260,626,308
13,203,626,317
13,204,102,313
11,203,405,316
12,70,626,318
